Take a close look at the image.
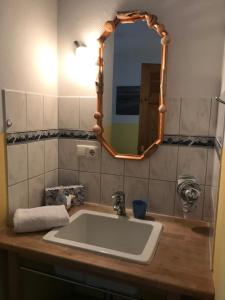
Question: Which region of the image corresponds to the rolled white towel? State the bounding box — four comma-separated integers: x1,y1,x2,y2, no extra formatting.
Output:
13,205,70,233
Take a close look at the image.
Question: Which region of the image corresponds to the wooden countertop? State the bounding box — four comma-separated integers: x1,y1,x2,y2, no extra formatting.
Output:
0,204,214,299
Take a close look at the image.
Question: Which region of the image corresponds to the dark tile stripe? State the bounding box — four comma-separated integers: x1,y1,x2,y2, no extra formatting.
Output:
7,130,215,149
163,135,215,147
7,129,96,144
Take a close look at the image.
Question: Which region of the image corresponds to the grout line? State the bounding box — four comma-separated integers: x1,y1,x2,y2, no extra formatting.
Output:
78,97,81,130
25,92,28,135
174,145,180,215
2,90,7,133
57,94,60,130
43,139,46,188
98,144,102,204
172,181,176,217
26,131,30,208
204,148,210,187
202,185,207,221
208,97,213,137
4,88,57,98
147,161,150,209
77,98,81,130
58,95,96,99
41,95,44,131
99,169,103,205
178,97,182,135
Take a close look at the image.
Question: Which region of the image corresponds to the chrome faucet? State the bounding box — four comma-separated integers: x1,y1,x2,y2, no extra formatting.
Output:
112,191,126,216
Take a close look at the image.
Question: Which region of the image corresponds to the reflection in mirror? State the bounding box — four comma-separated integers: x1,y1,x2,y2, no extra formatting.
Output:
94,11,169,160
103,21,161,155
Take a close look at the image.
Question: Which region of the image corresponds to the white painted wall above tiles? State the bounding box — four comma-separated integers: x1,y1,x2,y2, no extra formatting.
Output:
0,0,58,94
58,0,225,97
0,0,58,133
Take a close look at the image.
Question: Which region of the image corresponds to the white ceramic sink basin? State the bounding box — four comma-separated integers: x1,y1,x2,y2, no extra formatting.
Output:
43,210,163,263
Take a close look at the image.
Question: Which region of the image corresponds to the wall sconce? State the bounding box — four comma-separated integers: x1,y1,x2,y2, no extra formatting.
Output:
63,40,97,88
74,41,87,57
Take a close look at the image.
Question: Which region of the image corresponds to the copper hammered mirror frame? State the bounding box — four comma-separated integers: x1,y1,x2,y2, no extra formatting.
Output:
93,11,169,160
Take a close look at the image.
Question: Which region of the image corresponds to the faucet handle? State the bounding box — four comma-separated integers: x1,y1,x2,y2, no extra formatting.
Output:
112,191,126,216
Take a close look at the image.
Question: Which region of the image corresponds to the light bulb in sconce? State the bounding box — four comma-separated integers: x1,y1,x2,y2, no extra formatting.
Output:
74,41,87,58
64,40,98,88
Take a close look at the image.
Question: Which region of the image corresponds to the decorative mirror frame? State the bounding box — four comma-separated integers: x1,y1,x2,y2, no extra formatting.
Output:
93,10,169,160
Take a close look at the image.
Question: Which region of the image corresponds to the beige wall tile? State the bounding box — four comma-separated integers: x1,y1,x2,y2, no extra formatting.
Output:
28,141,44,178
7,144,28,186
79,97,96,130
28,175,45,208
149,180,175,215
124,177,148,208
4,91,27,133
44,96,58,129
177,147,207,185
27,94,44,131
45,139,58,172
45,169,58,188
150,145,178,181
8,181,28,218
125,158,149,179
58,169,78,186
59,97,79,129
101,174,123,206
101,148,124,175
79,172,100,203
180,97,211,136
59,139,78,170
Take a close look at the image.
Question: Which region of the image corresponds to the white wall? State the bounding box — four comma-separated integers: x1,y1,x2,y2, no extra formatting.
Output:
58,0,225,98
0,0,58,131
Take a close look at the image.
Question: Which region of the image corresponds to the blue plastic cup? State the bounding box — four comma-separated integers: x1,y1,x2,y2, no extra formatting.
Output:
132,200,147,219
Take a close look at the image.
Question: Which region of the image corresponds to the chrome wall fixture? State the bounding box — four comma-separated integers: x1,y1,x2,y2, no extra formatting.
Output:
177,175,201,216
215,96,225,105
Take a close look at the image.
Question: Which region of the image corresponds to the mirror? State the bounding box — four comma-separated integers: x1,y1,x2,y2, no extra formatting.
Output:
93,11,169,160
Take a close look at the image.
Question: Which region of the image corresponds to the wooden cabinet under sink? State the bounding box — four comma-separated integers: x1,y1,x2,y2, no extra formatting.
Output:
12,257,200,300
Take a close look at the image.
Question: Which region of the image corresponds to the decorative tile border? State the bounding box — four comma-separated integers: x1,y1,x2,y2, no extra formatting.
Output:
214,138,222,160
7,130,215,150
58,129,96,140
7,129,96,144
163,135,215,147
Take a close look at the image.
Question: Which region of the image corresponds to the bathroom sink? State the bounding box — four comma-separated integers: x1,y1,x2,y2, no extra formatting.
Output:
43,210,163,263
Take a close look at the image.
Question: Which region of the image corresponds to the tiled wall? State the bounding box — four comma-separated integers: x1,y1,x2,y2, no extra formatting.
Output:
3,90,59,218
58,139,215,220
58,96,218,221
4,91,220,222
